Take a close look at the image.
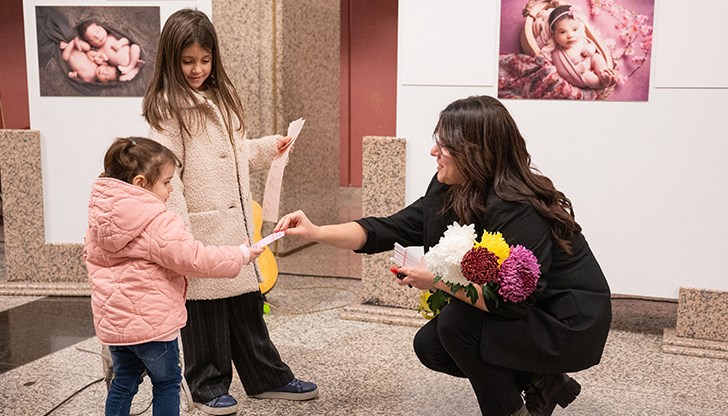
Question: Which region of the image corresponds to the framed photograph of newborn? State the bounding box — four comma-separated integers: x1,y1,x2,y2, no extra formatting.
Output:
497,0,655,101
35,5,160,97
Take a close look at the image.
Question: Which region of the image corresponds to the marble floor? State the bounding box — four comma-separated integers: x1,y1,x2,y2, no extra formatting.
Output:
2,190,728,415
2,275,728,415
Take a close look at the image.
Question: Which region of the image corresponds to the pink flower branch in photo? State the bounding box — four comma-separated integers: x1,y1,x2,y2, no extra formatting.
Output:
588,0,653,83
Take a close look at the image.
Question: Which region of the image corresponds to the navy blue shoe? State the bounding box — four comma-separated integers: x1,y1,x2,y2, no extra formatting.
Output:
194,394,239,415
252,378,319,401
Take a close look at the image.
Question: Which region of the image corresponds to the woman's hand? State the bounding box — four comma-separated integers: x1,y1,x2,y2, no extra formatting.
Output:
392,264,436,291
394,262,490,312
275,210,318,240
276,215,367,250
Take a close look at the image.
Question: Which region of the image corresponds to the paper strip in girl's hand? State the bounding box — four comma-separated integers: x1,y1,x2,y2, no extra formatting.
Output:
262,118,305,222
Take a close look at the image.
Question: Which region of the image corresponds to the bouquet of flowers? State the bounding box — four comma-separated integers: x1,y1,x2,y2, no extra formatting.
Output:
421,222,541,317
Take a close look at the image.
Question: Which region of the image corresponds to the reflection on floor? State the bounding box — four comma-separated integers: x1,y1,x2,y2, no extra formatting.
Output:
0,297,95,374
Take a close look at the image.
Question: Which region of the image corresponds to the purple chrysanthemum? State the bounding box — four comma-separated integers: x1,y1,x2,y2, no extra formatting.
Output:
461,247,499,285
497,245,540,303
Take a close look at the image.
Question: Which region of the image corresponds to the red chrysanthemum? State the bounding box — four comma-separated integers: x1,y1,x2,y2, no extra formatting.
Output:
460,247,499,285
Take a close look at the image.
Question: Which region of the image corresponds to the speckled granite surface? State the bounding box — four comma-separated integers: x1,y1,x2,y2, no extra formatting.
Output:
676,287,728,341
272,0,340,253
358,136,420,310
0,282,89,297
0,130,85,285
213,0,276,207
663,328,728,360
0,130,45,282
661,287,728,360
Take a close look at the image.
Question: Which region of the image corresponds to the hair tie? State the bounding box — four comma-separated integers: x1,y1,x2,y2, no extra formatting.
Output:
130,139,137,146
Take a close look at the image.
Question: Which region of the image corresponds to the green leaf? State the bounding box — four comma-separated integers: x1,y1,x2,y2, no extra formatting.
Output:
448,282,464,294
426,290,452,316
482,283,498,302
465,285,478,305
481,283,501,308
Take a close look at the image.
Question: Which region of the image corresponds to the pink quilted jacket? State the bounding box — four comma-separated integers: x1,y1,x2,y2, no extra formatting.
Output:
84,178,244,345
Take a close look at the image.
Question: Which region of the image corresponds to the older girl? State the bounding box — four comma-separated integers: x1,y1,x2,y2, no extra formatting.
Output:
142,9,317,415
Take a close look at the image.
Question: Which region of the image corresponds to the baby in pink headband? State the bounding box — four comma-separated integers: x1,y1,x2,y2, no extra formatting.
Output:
548,5,616,89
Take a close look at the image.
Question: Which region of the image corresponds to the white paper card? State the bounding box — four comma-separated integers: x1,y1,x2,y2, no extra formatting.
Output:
390,243,424,267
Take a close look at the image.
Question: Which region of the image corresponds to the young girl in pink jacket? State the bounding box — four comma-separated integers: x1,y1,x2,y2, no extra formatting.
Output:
83,137,264,416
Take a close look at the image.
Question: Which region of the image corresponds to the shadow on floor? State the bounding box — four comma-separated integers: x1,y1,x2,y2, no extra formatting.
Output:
610,297,677,335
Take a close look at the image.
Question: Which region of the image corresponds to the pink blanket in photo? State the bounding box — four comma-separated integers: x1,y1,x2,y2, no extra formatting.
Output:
498,53,600,100
550,47,591,89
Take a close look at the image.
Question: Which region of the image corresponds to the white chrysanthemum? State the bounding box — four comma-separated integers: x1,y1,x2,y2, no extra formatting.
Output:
424,222,476,286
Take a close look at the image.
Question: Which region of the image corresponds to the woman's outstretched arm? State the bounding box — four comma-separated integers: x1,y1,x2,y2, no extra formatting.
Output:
275,210,367,250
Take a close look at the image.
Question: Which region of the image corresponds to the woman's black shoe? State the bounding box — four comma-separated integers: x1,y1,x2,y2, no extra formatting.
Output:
524,373,581,416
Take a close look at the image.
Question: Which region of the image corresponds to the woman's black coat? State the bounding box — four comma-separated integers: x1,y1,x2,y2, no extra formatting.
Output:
355,175,611,373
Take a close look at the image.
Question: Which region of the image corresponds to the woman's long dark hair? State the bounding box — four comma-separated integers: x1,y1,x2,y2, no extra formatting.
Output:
142,8,244,140
436,95,581,253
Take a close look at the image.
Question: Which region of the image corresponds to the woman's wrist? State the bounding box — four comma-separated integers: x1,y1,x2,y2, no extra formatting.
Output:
433,279,449,293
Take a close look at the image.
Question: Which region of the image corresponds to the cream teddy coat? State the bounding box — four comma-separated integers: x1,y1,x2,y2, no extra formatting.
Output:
83,178,244,345
148,90,279,300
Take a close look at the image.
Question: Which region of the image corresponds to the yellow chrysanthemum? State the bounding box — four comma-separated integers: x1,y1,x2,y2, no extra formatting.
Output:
474,230,510,265
418,290,436,320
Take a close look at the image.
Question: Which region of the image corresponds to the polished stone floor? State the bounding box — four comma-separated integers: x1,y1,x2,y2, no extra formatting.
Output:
2,274,728,416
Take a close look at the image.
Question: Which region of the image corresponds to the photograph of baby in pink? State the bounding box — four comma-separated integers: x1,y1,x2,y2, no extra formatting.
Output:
498,0,654,101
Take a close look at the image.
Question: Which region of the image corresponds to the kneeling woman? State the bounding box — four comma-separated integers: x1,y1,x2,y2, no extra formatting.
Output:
276,95,611,416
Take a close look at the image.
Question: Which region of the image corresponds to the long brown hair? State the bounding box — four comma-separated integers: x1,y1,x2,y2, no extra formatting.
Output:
142,9,245,140
436,95,581,253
